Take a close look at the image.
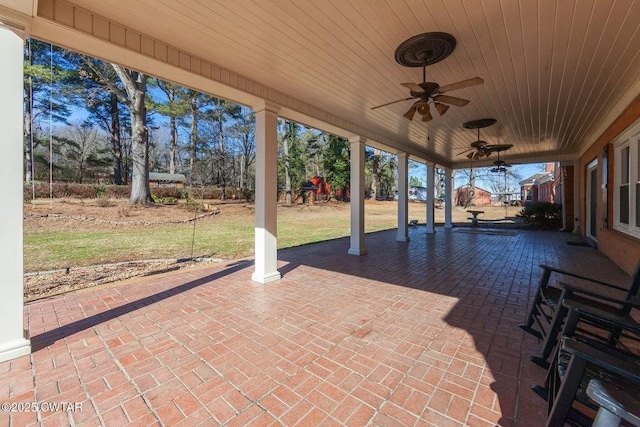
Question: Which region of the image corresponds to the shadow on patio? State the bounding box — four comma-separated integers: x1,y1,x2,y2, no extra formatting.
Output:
1,226,630,426
275,226,628,426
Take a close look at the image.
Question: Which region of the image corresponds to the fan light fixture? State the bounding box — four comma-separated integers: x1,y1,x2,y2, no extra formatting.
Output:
403,105,417,120
421,108,432,122
435,103,449,116
371,32,484,122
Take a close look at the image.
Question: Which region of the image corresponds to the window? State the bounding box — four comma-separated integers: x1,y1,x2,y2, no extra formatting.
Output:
614,122,640,238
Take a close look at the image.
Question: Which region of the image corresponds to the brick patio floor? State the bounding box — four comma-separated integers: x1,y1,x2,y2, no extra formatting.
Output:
1,227,631,426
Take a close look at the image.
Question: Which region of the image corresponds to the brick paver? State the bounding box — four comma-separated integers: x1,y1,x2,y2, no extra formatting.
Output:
1,227,630,426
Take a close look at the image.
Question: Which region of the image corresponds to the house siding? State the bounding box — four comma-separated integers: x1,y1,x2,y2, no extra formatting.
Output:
455,186,492,206
579,92,640,274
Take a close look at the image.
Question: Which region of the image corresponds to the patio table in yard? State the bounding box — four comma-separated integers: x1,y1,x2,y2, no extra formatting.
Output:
467,209,485,226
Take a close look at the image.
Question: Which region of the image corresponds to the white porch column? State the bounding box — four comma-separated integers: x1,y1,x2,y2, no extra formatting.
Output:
251,101,281,283
426,162,436,234
444,168,453,229
0,25,30,362
396,152,410,241
573,160,580,234
348,136,367,255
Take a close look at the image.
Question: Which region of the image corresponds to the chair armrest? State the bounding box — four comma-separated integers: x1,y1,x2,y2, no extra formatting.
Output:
563,339,640,383
559,282,640,307
539,263,628,292
563,299,640,335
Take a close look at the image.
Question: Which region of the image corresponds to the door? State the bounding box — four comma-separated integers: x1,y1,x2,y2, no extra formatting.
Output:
587,159,598,240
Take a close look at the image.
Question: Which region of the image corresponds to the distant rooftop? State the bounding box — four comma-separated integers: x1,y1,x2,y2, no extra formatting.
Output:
519,172,551,185
149,172,187,183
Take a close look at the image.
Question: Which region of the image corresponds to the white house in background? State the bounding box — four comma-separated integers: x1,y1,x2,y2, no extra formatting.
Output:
408,185,427,202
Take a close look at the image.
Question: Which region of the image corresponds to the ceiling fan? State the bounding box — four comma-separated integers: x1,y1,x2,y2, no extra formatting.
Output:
458,118,513,160
491,159,512,173
371,32,484,122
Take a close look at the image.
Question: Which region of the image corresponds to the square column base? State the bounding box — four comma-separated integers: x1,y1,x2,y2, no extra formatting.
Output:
251,271,281,284
348,248,367,256
396,236,410,242
0,337,31,363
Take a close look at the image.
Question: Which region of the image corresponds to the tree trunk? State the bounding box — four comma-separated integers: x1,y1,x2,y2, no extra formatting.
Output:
24,45,34,184
284,122,292,205
189,97,198,174
24,87,34,183
217,108,226,200
240,154,245,191
110,94,123,185
78,158,84,184
128,100,150,205
468,169,476,207
168,88,177,175
371,149,381,200
111,65,151,205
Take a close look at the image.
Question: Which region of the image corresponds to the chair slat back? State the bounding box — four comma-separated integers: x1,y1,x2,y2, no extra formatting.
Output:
626,258,640,300
621,259,640,316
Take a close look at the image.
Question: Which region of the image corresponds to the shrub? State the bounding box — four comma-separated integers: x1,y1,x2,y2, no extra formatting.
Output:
106,185,131,199
151,195,179,204
24,182,98,199
96,197,114,207
94,185,107,198
517,202,562,228
189,187,239,200
151,187,183,199
180,198,204,212
23,182,243,202
117,206,131,217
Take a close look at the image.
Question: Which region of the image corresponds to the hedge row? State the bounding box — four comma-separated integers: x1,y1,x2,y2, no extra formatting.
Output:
25,182,107,200
24,182,243,201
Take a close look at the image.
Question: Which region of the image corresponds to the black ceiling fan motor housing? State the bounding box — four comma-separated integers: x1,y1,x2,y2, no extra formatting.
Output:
395,32,457,67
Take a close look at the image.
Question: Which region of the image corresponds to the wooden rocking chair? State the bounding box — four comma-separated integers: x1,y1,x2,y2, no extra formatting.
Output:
536,300,640,427
519,259,640,368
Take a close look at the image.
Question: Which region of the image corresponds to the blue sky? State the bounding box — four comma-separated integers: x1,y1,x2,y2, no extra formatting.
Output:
409,161,545,190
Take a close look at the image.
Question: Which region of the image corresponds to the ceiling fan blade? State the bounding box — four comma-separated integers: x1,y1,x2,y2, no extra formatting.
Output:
371,97,415,110
434,102,449,116
485,144,514,152
436,77,484,93
433,95,470,107
403,103,418,121
457,147,474,155
401,82,425,93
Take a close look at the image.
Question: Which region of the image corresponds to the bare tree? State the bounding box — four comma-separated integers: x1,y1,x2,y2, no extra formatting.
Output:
229,109,256,199
62,122,101,183
150,80,190,174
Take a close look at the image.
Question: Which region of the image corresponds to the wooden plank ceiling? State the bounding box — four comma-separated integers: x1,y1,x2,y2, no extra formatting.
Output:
56,0,640,167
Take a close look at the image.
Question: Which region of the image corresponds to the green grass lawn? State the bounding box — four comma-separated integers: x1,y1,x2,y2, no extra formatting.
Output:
24,201,406,271
24,200,522,272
